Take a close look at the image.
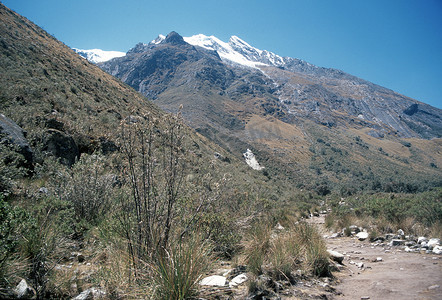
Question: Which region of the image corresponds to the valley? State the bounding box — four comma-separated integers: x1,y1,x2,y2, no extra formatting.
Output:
0,2,441,299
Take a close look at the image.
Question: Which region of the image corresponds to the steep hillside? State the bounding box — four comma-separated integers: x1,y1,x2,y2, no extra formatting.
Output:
0,5,286,205
99,32,442,193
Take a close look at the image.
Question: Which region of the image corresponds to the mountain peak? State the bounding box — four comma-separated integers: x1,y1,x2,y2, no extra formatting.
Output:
164,31,186,45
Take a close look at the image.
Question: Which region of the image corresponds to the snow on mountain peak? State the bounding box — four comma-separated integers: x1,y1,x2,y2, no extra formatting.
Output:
150,34,166,45
184,34,268,68
73,48,125,63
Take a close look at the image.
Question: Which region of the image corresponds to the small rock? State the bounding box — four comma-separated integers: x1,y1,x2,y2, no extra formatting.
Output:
356,232,369,241
356,262,364,269
349,225,360,233
390,239,405,246
397,229,405,237
77,254,85,263
428,238,440,249
428,284,440,290
200,275,226,286
39,187,49,194
229,274,247,287
330,232,341,238
432,245,442,255
418,236,428,244
14,279,35,299
361,297,370,300
72,287,106,300
275,223,285,230
327,249,344,264
385,233,395,240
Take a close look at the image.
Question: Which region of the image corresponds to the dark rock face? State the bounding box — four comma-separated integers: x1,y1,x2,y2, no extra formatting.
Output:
0,113,33,165
42,129,79,166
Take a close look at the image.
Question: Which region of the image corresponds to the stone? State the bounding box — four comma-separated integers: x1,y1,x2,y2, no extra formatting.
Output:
200,275,226,286
390,239,405,246
356,232,369,241
418,236,428,244
385,233,395,240
275,223,285,230
432,245,442,255
349,225,360,233
0,113,33,166
42,129,79,166
330,232,341,238
72,287,106,300
39,187,49,194
397,229,405,237
327,249,344,264
356,262,364,269
427,238,440,249
361,297,370,300
229,273,247,287
14,279,35,299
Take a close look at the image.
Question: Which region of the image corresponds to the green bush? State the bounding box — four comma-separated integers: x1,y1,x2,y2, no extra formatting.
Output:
0,195,30,286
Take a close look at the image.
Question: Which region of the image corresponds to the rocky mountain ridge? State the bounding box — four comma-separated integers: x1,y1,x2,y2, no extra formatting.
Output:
97,32,441,140
96,31,441,192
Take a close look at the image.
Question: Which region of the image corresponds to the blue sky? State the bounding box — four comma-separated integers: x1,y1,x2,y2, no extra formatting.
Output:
3,0,442,109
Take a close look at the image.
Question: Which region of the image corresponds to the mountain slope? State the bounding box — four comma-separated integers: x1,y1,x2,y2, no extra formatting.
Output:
98,32,442,193
0,6,276,197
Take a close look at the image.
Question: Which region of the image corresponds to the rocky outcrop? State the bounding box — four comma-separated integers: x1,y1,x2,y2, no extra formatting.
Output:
0,113,33,166
42,129,79,166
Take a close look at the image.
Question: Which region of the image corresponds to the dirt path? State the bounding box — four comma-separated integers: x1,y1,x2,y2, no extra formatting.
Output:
310,216,442,300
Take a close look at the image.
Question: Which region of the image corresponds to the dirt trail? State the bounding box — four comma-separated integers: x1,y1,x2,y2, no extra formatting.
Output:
310,216,442,300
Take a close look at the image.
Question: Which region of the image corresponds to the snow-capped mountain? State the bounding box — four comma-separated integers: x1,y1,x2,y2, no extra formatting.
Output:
73,48,125,63
182,34,290,69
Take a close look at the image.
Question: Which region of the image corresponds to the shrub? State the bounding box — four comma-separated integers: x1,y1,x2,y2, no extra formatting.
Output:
0,195,30,287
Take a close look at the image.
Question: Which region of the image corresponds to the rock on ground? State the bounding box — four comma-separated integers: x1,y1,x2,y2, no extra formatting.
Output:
200,275,227,287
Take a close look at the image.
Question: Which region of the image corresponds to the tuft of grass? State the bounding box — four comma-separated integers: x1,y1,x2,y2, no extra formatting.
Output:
151,236,211,300
268,231,301,281
244,221,272,276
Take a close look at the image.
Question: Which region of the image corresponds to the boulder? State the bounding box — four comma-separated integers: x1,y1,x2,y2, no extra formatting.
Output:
42,129,79,166
327,249,344,264
356,231,369,241
200,275,226,286
0,113,33,166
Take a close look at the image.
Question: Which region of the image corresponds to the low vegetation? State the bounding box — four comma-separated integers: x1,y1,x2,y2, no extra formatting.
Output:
325,189,442,239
